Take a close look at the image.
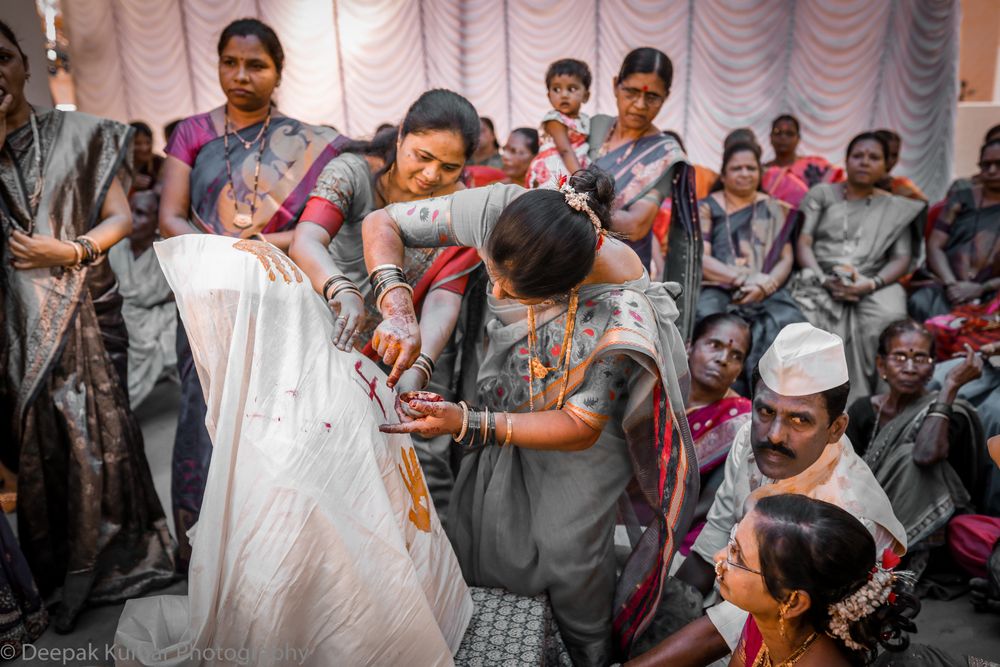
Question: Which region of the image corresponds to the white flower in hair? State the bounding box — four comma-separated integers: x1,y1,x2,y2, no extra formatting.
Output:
557,175,602,234
826,550,913,652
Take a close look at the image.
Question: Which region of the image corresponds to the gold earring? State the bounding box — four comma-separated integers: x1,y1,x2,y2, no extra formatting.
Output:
714,560,725,579
778,600,791,639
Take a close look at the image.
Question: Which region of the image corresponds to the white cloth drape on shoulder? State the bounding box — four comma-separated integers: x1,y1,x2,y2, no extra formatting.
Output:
114,235,471,666
60,0,959,200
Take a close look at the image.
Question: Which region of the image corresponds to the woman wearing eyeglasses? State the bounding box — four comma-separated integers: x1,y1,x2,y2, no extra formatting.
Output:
845,320,986,560
588,48,698,274
715,494,917,667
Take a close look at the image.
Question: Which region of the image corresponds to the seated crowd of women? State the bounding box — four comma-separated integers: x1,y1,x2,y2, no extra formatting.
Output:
1,13,998,667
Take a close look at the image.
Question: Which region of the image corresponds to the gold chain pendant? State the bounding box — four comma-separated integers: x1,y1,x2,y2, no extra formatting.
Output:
530,358,550,379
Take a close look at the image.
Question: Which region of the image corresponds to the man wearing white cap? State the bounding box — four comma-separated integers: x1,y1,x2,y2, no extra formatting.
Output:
630,322,906,666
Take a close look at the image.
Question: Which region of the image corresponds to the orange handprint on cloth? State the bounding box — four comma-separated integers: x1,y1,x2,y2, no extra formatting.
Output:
399,446,431,533
234,239,303,284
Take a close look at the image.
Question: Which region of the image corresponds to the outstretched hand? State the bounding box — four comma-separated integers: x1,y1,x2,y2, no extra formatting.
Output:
380,391,462,438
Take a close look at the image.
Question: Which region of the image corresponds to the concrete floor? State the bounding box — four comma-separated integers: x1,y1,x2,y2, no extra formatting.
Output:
9,381,1000,665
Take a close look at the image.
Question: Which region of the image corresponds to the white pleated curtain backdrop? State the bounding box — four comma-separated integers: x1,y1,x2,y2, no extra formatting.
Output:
61,0,960,200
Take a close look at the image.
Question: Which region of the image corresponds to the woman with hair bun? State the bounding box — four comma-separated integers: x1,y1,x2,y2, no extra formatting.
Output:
362,167,697,665
715,494,918,666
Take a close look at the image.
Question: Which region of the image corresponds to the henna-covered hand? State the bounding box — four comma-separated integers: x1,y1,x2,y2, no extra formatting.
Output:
380,391,461,437
393,370,430,421
372,288,421,387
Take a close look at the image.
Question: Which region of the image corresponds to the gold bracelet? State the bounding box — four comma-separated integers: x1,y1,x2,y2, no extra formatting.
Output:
375,282,414,312
503,413,513,447
454,401,469,442
66,240,83,267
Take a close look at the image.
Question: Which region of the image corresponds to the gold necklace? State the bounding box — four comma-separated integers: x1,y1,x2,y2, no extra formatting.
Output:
223,106,272,230
753,632,817,667
526,288,579,411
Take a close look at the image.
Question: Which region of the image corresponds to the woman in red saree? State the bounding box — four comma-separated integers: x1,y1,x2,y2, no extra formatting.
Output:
874,130,927,202
764,114,844,194
681,314,752,554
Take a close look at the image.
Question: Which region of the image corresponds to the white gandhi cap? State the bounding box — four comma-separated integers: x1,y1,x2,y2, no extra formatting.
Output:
758,322,849,396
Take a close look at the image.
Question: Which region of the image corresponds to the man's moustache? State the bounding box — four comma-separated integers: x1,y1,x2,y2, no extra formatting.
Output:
752,441,796,459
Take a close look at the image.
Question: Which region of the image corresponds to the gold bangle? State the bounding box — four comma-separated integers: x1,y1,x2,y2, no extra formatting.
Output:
503,413,513,447
375,282,414,312
67,240,83,267
454,401,469,442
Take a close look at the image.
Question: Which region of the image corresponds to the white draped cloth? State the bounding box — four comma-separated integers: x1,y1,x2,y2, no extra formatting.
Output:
61,0,959,200
114,235,472,666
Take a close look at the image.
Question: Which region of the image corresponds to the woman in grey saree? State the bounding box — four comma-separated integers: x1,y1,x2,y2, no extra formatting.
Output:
0,25,174,633
363,170,697,666
845,320,986,564
791,133,925,402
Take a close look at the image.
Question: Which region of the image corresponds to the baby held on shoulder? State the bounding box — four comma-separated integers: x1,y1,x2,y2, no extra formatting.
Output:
529,58,593,189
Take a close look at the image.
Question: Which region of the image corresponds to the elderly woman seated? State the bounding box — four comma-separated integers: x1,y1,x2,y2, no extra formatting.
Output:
845,320,987,571
108,190,177,406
